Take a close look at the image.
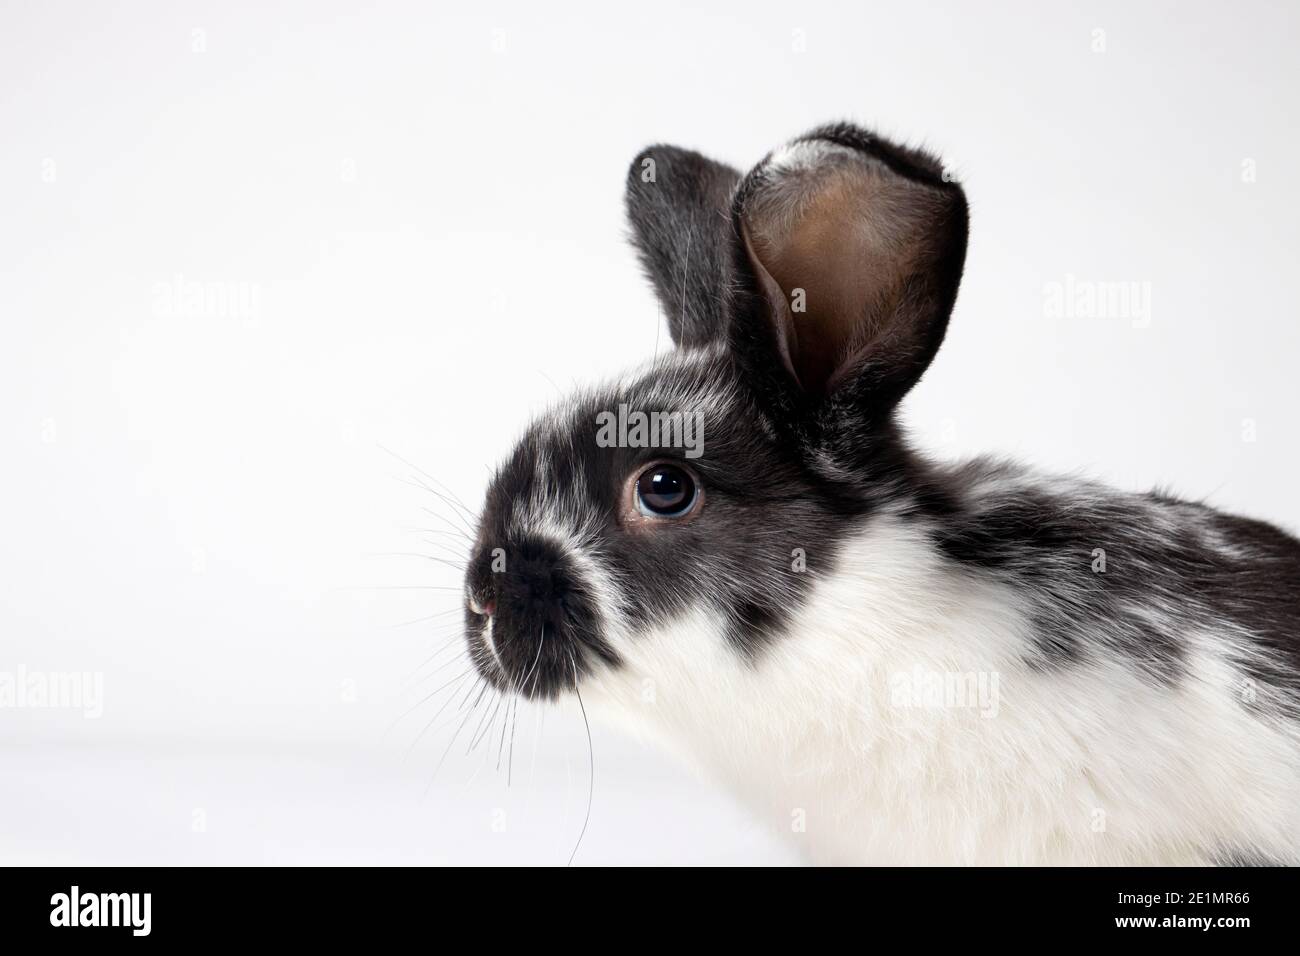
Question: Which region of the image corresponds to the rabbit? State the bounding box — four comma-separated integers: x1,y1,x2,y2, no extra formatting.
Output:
460,122,1300,866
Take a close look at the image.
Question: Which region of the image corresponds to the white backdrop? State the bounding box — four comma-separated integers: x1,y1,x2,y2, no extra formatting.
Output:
2,0,1297,865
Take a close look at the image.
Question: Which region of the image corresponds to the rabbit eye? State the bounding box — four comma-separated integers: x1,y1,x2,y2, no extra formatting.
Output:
634,464,699,518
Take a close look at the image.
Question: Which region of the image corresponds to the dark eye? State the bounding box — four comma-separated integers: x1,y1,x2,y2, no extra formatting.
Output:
635,464,699,518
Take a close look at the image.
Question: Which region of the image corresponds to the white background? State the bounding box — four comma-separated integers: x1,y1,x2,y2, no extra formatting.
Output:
2,0,1297,865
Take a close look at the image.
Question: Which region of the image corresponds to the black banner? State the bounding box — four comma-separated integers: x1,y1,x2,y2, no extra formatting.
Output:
0,866,1288,942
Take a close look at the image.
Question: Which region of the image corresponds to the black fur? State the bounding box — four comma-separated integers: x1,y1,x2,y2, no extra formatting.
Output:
625,145,740,348
468,351,874,697
925,461,1300,701
466,122,1300,719
465,532,617,699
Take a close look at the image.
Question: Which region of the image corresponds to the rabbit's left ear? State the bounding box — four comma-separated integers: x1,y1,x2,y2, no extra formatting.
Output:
727,124,969,416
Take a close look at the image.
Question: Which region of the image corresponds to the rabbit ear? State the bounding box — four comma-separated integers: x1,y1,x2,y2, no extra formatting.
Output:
626,145,741,349
728,123,968,414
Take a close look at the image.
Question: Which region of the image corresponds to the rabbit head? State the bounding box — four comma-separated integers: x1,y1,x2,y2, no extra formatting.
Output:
460,123,968,700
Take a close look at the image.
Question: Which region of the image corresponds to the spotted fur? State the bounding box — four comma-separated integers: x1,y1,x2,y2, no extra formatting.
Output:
463,122,1300,864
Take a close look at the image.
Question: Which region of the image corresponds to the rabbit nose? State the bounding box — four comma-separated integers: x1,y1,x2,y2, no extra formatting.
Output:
466,569,496,617
475,538,574,620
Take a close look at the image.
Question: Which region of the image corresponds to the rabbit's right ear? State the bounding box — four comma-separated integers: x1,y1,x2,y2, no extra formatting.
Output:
726,124,968,421
626,145,741,349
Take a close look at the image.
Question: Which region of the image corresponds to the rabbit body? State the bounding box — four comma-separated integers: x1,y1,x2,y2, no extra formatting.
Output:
584,454,1300,865
463,123,1300,865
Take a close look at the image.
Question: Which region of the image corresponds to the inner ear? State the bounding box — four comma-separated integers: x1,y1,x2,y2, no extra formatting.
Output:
739,138,966,399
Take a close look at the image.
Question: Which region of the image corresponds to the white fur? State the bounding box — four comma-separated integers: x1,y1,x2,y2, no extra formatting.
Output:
582,509,1300,865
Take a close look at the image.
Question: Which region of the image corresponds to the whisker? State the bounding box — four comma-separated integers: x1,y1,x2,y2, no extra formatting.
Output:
407,528,472,545
567,650,594,868
522,626,546,697
468,691,505,754
526,705,546,811
495,692,512,772
337,585,463,592
410,694,487,762
465,697,505,789
402,671,474,763
387,666,473,731
506,694,519,785
421,537,471,562
424,681,491,798
385,607,462,630
398,476,478,538
492,631,527,780
399,646,469,692
452,670,481,704
364,551,466,573
397,637,463,684
377,444,480,523
395,468,478,530
421,507,474,542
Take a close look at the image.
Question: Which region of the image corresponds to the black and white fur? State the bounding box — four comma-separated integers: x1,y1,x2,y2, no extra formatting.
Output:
462,123,1300,865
